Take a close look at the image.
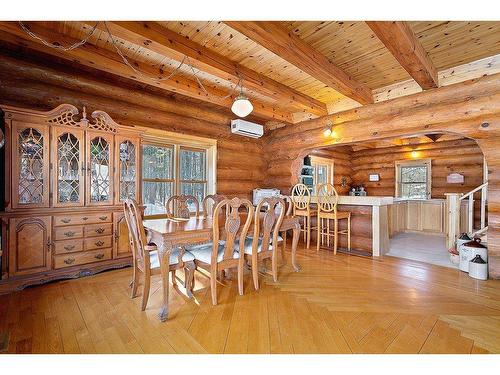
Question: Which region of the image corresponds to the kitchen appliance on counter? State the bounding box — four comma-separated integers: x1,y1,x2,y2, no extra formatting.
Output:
252,188,280,206
349,186,367,196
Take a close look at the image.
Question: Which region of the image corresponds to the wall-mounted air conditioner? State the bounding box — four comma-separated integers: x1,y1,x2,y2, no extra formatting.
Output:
230,119,264,138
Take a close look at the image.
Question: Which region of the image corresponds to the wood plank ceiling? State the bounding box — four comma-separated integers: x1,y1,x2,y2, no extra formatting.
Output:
0,20,499,124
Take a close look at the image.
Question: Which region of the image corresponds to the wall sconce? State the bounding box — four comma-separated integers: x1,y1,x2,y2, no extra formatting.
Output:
323,120,336,138
411,150,418,158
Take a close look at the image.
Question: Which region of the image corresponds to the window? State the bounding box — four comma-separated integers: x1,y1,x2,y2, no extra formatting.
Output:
396,159,431,199
142,145,174,215
310,155,334,194
141,136,215,216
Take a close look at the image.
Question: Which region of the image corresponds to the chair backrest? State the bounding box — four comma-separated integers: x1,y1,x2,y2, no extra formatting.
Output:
212,197,254,263
166,194,199,219
291,183,311,212
317,183,339,214
123,199,149,267
253,197,286,254
278,194,293,216
202,194,227,217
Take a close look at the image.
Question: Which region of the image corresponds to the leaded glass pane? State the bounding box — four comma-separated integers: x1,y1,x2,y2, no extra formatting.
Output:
90,136,110,202
57,133,80,203
142,145,173,179
143,181,173,215
18,128,44,204
180,148,206,181
119,140,136,200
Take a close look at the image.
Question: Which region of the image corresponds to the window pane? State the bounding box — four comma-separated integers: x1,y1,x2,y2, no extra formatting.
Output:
143,181,173,215
180,182,205,211
401,166,427,183
316,165,328,185
401,183,427,199
142,145,173,180
180,148,206,181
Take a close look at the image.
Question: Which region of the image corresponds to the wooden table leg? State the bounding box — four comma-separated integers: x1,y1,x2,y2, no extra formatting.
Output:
184,260,196,298
157,240,173,322
291,222,301,272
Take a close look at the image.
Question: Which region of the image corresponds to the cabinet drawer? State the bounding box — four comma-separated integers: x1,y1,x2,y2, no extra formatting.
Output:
54,239,84,255
84,236,112,251
53,247,112,269
84,223,113,237
54,226,84,240
53,213,113,226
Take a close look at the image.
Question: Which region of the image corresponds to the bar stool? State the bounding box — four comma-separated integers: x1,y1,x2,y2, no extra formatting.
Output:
291,183,316,249
316,183,351,254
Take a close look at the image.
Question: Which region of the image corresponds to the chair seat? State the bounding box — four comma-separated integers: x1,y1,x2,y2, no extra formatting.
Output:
294,209,317,216
189,243,239,264
318,211,351,219
148,248,195,269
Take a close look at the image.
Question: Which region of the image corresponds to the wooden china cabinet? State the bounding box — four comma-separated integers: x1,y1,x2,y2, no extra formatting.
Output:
0,104,142,293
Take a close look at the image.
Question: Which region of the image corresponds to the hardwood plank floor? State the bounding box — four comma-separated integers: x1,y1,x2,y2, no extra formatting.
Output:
1,243,499,354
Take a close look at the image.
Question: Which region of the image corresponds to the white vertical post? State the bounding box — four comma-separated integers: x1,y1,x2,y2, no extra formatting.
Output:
481,185,487,230
468,195,474,234
445,193,461,249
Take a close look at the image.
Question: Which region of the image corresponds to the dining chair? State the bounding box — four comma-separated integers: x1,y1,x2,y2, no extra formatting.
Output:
202,194,227,218
166,194,199,219
188,197,254,305
291,183,316,249
244,197,286,290
123,199,196,311
277,194,294,256
316,183,351,254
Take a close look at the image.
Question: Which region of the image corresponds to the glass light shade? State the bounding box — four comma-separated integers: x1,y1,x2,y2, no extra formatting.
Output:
323,127,332,137
231,94,253,117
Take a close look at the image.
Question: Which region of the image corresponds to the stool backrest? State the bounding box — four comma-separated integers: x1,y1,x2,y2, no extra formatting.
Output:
317,183,339,213
291,183,311,212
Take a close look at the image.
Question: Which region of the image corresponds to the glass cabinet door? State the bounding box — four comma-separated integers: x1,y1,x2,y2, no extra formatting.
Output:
86,132,114,205
52,128,84,207
12,122,50,208
115,136,139,204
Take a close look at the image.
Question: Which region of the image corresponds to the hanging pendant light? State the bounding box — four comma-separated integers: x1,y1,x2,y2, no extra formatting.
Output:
231,80,253,117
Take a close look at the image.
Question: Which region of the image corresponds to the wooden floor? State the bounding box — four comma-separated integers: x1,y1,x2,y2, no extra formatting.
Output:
1,243,500,354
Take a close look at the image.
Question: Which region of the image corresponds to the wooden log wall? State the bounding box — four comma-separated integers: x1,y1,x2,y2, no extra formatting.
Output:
309,147,353,195
0,51,266,201
350,138,484,198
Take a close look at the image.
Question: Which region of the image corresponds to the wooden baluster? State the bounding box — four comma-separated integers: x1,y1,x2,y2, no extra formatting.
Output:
468,195,474,234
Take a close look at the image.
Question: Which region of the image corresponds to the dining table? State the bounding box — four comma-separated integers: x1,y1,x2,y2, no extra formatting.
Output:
143,214,301,322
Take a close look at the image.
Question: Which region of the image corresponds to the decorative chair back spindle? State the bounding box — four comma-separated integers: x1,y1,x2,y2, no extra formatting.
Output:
278,194,293,217
202,194,227,218
123,199,149,268
291,183,311,212
253,197,286,255
166,194,199,219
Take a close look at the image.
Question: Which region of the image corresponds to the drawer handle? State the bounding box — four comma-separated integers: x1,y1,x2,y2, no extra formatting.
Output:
94,253,105,260
64,258,75,265
99,216,107,221
82,217,89,221
95,240,105,247
61,218,71,224
95,227,105,234
64,231,76,237
64,245,75,251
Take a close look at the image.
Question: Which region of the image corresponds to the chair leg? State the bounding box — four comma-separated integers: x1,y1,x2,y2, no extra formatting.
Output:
282,231,287,252
141,270,151,311
171,270,177,286
316,216,321,252
252,254,259,290
184,262,196,298
238,257,245,296
130,263,140,298
210,267,218,305
272,252,278,282
306,215,311,249
327,218,330,247
334,219,338,255
348,216,351,251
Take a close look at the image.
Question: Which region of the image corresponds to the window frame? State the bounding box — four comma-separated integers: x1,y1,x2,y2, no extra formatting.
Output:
310,155,334,195
140,131,216,218
395,159,432,199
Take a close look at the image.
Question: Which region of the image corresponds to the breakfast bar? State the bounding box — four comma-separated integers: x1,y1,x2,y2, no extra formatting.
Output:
309,196,394,257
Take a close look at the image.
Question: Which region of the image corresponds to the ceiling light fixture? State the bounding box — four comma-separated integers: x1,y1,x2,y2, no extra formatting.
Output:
323,120,335,137
231,81,253,118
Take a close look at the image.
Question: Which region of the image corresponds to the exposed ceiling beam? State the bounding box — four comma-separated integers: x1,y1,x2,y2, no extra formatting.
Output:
102,21,327,117
0,22,292,123
366,21,438,90
225,21,374,105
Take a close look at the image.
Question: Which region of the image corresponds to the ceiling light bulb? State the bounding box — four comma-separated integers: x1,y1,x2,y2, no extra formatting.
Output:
323,127,332,137
411,150,418,158
231,94,253,117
